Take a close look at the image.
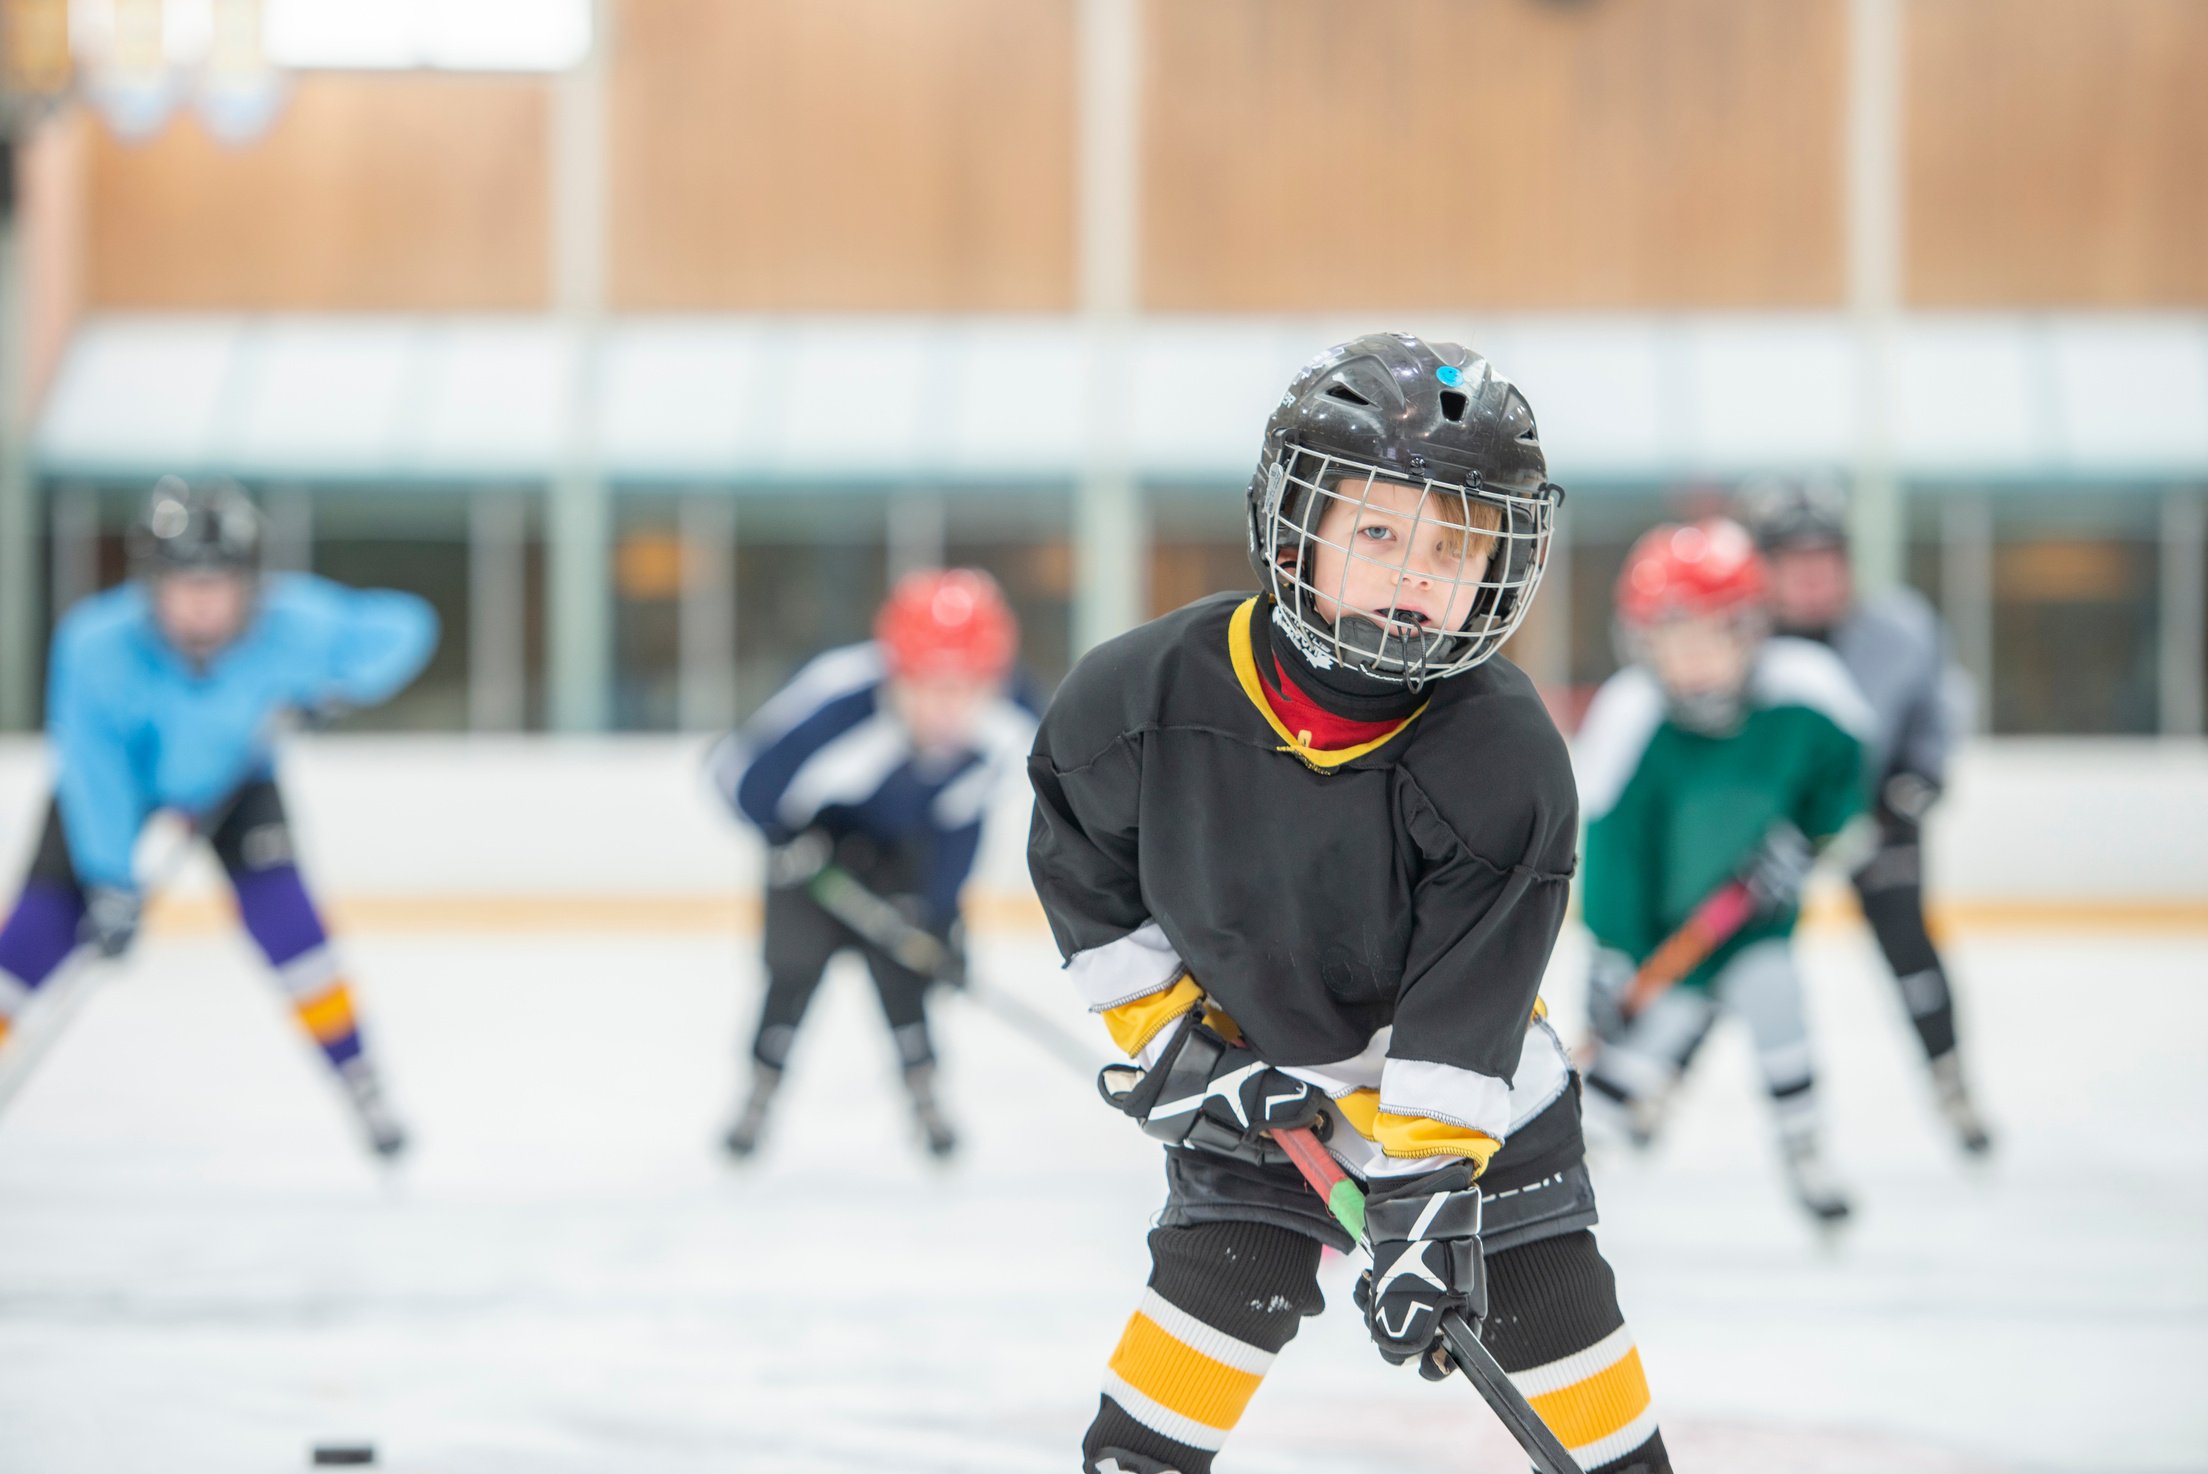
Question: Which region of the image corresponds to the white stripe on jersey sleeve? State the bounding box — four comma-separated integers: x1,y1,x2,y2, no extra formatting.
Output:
1064,920,1186,1011
1364,1021,1573,1177
928,696,1042,829
744,642,886,750
1571,666,1667,819
1378,1056,1514,1138
1753,636,1876,739
774,710,912,831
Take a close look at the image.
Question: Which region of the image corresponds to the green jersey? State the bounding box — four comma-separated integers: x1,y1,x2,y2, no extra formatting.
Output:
1575,638,1871,990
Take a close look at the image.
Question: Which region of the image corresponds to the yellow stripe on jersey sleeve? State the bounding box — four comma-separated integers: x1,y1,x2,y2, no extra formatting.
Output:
1099,974,1203,1057
1373,1111,1502,1172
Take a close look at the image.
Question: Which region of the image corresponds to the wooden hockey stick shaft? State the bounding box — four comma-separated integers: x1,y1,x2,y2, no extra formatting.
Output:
1271,1125,1586,1474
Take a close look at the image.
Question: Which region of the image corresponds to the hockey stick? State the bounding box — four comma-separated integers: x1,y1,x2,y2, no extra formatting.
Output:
0,781,256,1124
1570,879,1755,1071
1271,1124,1586,1474
803,862,1104,1076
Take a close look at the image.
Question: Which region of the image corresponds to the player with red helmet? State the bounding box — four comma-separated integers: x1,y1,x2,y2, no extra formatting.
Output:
706,569,1034,1160
1576,518,1871,1225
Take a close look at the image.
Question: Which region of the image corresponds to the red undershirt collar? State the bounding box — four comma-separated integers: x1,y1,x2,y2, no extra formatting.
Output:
1258,656,1405,751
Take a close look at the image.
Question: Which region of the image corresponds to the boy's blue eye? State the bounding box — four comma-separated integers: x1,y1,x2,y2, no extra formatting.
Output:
1435,364,1464,387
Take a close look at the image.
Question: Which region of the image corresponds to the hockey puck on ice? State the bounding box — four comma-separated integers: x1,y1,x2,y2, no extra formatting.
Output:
310,1444,376,1466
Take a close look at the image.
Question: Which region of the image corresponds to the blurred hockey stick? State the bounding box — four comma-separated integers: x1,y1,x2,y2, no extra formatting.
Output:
0,782,254,1124
1572,815,1883,1070
1270,1124,1586,1474
802,861,1104,1076
1570,879,1761,1069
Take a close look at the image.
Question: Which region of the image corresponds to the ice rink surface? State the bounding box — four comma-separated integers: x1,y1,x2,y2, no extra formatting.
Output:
2,920,2203,1474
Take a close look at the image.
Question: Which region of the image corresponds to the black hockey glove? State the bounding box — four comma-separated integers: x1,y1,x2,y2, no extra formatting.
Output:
935,920,970,991
765,830,835,888
294,699,352,733
1585,946,1636,1045
1353,1161,1486,1381
1739,822,1815,915
1096,1015,1325,1160
81,886,143,960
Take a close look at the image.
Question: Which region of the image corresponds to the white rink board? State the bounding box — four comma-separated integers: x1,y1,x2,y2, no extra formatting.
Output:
0,923,2203,1473
0,735,2204,907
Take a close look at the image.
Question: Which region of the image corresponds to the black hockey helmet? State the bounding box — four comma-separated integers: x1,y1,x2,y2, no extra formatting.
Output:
1740,477,1849,554
129,475,263,576
1246,333,1564,686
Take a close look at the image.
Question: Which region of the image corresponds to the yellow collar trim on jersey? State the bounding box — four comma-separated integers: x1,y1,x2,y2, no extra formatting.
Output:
1227,596,1427,772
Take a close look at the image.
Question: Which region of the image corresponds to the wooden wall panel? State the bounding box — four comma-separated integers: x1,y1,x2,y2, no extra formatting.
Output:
1908,0,2208,306
609,0,1076,311
1143,0,1847,311
22,110,87,409
86,75,550,311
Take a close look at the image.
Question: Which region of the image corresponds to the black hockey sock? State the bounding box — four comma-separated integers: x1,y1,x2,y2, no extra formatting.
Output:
1856,878,1959,1062
1485,1231,1670,1473
1082,1221,1323,1474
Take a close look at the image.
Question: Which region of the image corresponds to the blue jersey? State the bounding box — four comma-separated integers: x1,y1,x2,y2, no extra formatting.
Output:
709,642,1039,927
47,575,439,891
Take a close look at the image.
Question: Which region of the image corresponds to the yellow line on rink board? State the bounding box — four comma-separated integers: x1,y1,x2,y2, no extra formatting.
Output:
136,890,2208,937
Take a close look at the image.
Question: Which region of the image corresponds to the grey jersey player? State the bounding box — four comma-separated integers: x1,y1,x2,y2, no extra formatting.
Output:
1743,482,1992,1155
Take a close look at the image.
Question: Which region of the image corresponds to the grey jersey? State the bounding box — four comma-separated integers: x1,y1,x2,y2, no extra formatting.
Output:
1826,587,1963,785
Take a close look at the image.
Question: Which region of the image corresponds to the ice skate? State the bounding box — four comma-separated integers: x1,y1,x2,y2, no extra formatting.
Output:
1930,1053,1993,1157
902,1062,958,1159
721,1067,782,1159
1782,1137,1852,1226
337,1059,408,1161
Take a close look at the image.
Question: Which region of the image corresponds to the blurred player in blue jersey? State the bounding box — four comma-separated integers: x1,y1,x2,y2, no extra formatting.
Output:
0,477,438,1158
708,568,1037,1160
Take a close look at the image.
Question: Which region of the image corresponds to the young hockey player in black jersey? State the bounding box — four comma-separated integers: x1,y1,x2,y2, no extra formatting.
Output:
709,569,1035,1160
1029,335,1667,1474
1742,481,1993,1155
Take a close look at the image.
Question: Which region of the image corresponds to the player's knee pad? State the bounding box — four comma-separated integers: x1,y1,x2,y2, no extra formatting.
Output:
0,882,88,998
1857,883,1945,981
1486,1231,1666,1472
1086,1222,1322,1472
231,865,333,971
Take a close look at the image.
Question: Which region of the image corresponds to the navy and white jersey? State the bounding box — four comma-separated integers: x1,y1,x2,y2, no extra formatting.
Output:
708,642,1039,925
1824,587,1967,786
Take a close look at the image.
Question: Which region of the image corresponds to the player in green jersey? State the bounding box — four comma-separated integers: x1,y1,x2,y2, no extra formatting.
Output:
1575,518,1871,1225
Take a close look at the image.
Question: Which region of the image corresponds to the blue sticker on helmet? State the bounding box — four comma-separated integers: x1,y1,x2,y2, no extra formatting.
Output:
1435,364,1464,387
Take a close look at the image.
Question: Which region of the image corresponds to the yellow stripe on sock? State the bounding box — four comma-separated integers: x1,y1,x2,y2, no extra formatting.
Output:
293,982,359,1045
1524,1341,1653,1453
1105,1307,1267,1438
0,1015,11,1049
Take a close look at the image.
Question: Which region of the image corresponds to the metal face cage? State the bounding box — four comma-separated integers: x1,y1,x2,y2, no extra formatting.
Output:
1255,445,1562,687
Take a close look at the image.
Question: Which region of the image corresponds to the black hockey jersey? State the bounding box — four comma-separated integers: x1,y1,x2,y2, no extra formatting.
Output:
1028,592,1580,1178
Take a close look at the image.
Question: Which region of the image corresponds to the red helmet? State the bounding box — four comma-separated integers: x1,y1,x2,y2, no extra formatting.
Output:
1615,518,1770,627
875,568,1019,681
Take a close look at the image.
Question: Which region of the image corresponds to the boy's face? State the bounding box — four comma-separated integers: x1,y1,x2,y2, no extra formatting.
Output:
1300,473,1494,643
151,571,253,662
1641,614,1757,711
1767,544,1852,632
887,672,996,757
